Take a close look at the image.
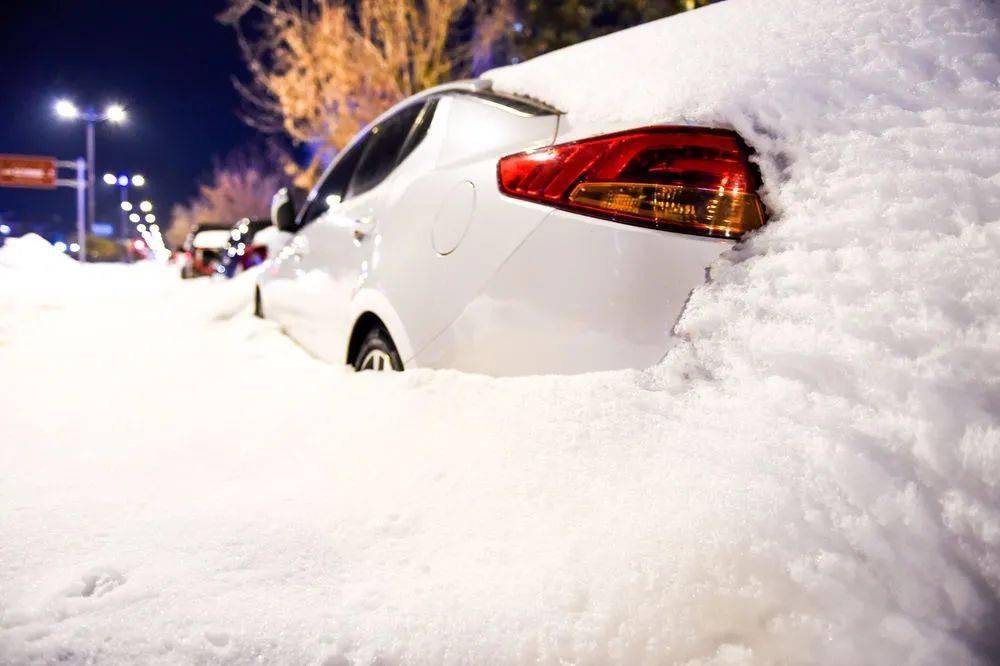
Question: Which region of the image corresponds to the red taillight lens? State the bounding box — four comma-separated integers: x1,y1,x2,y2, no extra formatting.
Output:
498,127,765,238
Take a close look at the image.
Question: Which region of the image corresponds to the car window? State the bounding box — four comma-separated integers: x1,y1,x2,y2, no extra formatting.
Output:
397,97,439,166
346,102,425,199
298,131,369,226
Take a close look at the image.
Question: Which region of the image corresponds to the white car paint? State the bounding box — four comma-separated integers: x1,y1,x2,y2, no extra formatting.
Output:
257,80,735,375
251,225,292,260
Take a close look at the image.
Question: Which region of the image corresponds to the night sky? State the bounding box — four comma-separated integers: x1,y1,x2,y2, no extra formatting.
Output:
0,0,258,240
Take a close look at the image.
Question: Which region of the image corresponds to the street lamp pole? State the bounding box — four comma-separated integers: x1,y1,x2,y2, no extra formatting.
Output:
86,120,96,238
54,99,127,261
76,158,87,261
119,182,128,256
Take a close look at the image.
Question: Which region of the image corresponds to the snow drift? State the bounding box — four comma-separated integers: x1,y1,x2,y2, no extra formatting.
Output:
488,0,1000,659
2,0,1000,664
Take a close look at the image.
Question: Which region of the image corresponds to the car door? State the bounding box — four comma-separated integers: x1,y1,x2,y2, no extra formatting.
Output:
261,102,428,363
374,93,560,367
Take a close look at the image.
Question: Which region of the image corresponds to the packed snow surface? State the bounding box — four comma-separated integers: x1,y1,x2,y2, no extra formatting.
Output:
3,0,1000,663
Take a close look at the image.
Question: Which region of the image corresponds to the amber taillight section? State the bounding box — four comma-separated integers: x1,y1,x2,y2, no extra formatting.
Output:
498,127,765,239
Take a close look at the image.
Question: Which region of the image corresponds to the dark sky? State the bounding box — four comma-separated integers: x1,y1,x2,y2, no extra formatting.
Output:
0,0,258,239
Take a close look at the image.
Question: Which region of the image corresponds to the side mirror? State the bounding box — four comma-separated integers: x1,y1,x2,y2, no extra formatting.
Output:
271,187,297,232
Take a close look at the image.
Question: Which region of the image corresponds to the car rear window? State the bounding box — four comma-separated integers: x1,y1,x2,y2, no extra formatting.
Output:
347,102,425,198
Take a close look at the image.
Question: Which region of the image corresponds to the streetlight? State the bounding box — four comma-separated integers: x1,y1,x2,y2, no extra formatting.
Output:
53,98,127,262
144,213,155,223
104,172,146,260
54,99,80,120
129,213,141,223
105,104,127,124
139,200,152,213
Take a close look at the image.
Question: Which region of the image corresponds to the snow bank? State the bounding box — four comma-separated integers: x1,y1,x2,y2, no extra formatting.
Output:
0,234,76,271
486,0,1000,661
2,1,999,664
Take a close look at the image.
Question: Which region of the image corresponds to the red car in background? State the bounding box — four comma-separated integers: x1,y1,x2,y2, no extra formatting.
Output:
178,223,232,279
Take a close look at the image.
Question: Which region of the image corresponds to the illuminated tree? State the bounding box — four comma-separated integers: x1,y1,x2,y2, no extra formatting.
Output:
166,144,285,249
220,0,513,182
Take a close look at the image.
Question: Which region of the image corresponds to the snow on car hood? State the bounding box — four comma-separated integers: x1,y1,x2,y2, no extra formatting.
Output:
1,1,999,664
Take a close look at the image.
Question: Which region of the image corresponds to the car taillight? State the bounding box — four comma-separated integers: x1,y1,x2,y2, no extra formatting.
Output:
498,126,765,239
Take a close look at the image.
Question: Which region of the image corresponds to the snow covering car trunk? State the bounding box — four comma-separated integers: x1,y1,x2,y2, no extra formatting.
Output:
483,0,1000,661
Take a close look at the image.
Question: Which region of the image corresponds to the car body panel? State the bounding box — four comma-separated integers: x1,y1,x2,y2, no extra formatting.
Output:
413,208,732,375
260,187,381,364
259,91,559,365
366,94,559,360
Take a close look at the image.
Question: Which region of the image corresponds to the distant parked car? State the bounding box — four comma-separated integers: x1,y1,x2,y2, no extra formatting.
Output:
215,218,277,278
180,223,232,279
256,79,766,375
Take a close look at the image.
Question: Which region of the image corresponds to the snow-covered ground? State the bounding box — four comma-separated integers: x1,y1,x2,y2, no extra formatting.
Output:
2,0,1000,663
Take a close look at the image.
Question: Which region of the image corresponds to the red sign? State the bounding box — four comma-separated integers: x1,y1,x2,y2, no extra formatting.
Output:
0,155,57,189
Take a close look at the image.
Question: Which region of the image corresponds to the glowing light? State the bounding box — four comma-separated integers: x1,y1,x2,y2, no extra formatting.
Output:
137,224,146,233
54,99,79,120
69,242,81,253
144,213,155,223
120,201,133,212
133,239,145,250
325,194,342,207
54,241,68,252
103,173,117,185
0,224,10,234
131,175,145,187
118,175,129,186
149,224,159,232
129,213,141,223
105,103,127,124
139,200,152,212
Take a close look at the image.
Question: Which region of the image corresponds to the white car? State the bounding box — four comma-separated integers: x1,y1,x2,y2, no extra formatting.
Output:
256,79,765,375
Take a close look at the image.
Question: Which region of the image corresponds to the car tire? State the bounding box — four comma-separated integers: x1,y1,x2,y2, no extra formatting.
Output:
253,286,263,319
353,328,404,372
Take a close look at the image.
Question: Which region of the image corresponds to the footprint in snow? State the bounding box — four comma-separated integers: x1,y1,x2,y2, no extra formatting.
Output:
66,567,126,599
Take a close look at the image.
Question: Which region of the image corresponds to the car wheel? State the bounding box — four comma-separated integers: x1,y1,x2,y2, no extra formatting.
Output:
354,328,403,372
253,286,263,319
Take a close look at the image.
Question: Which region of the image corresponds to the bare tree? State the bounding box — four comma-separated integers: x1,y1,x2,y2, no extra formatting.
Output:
220,0,513,178
166,144,285,248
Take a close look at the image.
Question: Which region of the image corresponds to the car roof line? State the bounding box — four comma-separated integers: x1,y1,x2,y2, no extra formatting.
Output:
374,79,562,125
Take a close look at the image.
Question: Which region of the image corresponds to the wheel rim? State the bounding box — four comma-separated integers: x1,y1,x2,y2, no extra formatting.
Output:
360,349,393,371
